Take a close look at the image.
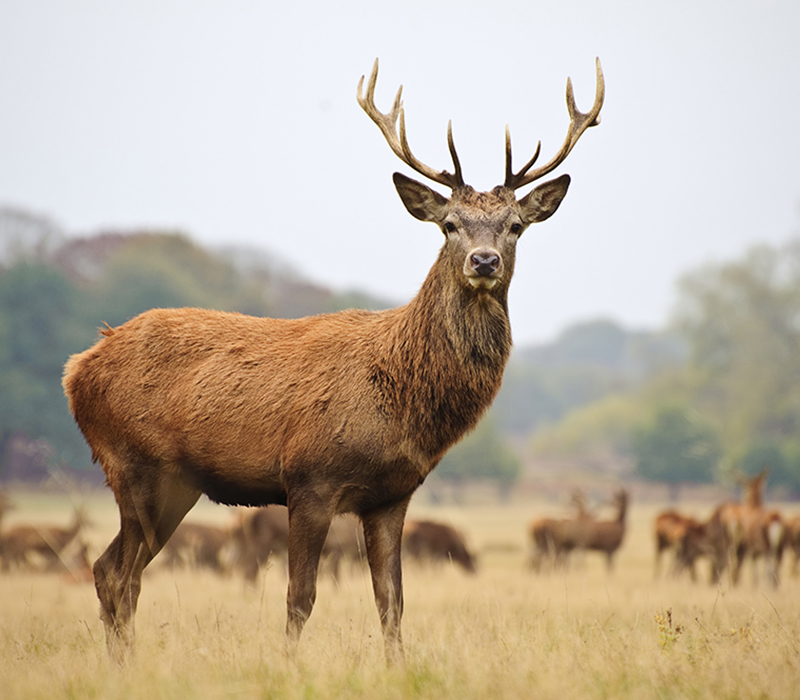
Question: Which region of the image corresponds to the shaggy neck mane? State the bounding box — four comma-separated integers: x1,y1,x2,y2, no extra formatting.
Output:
378,250,513,466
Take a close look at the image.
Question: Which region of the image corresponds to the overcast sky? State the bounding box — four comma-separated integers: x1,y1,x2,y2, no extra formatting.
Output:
1,0,799,345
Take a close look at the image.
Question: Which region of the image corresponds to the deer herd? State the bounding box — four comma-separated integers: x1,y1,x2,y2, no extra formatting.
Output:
7,57,794,667
3,478,799,592
0,495,477,581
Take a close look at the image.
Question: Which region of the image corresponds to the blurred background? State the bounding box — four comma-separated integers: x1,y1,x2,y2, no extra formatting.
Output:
2,0,800,500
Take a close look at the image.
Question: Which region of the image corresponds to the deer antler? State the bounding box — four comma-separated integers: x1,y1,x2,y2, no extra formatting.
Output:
358,59,465,190
504,58,605,190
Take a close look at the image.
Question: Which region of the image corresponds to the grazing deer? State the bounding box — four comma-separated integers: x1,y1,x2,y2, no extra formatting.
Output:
62,58,603,664
0,507,90,572
402,519,476,574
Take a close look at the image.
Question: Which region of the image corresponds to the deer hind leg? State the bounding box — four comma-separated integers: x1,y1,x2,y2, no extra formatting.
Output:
93,466,200,664
362,496,411,665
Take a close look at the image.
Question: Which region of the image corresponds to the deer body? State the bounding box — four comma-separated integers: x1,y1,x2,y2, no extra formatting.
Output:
63,59,603,664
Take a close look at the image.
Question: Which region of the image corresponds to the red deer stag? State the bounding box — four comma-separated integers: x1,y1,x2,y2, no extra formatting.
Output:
402,519,476,574
62,58,604,664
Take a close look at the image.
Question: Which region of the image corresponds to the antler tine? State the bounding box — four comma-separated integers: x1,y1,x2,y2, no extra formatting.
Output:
504,57,605,190
358,59,464,189
505,126,541,189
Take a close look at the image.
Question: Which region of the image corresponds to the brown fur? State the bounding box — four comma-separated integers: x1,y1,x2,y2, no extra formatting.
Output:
780,516,800,576
61,63,594,664
581,489,629,570
653,510,704,580
402,519,476,574
706,471,783,587
528,489,598,571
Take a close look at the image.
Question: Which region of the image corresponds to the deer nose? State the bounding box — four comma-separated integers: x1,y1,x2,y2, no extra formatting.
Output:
470,252,500,277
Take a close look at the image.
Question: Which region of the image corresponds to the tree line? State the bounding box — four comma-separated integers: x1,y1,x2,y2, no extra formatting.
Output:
530,239,800,496
3,204,800,495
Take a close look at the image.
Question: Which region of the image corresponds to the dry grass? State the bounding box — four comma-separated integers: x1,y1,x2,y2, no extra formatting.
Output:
2,491,800,699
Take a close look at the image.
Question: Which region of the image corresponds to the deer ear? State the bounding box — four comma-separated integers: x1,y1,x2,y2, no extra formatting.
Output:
393,172,450,223
518,174,571,224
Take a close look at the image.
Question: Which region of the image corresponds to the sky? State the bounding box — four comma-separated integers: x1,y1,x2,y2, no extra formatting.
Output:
1,0,799,345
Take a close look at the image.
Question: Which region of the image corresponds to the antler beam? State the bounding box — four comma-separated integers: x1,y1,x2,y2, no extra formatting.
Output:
504,58,605,190
357,59,465,190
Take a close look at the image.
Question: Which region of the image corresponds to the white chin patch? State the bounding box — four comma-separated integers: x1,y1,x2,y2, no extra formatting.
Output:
468,277,498,289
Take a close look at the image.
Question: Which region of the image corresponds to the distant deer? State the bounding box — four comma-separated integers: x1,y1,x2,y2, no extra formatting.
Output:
582,489,629,571
231,506,366,582
402,519,476,574
161,521,233,573
780,516,800,576
62,58,603,664
706,470,783,587
529,489,594,571
0,507,90,572
653,509,704,580
229,506,291,581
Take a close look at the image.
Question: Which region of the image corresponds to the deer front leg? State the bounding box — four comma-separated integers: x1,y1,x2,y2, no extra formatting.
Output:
362,497,411,665
284,499,333,655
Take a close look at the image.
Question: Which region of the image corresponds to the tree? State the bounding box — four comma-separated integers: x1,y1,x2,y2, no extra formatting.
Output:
434,415,521,499
0,263,94,478
673,241,800,473
632,405,720,498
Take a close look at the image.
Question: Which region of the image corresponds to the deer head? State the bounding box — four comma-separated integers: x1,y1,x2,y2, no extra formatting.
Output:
357,59,604,294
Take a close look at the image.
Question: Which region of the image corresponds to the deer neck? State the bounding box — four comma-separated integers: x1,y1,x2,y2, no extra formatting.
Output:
385,252,512,466
414,248,512,362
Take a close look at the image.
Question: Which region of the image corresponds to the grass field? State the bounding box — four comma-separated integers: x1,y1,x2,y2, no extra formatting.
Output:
2,490,800,700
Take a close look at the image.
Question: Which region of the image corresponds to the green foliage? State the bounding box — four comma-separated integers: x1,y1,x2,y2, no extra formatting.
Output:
436,416,521,485
632,405,719,484
672,240,800,488
530,392,642,461
494,320,685,438
739,440,800,494
534,238,800,492
0,263,94,473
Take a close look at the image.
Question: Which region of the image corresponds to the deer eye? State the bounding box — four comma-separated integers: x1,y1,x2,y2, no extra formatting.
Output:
443,221,457,234
510,223,523,235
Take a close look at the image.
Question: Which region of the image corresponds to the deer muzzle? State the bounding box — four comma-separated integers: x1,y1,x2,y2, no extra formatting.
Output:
465,249,502,289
